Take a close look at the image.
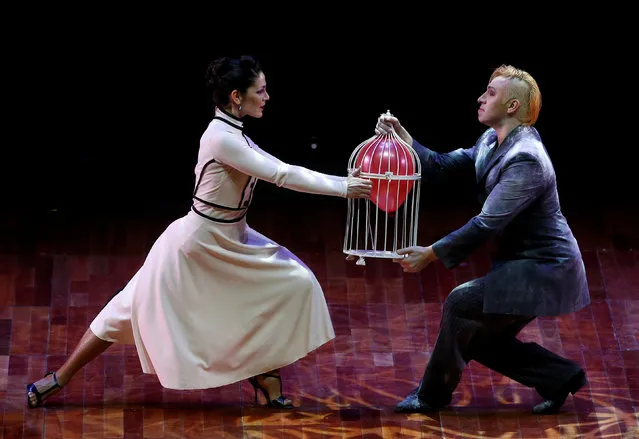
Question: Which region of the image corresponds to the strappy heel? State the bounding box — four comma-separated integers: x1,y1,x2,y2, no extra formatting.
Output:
247,373,293,408
26,371,63,409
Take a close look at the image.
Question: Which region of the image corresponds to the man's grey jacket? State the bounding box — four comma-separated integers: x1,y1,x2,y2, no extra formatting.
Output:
414,125,590,316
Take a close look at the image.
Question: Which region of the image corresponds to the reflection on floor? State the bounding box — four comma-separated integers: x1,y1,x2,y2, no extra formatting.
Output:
1,202,638,438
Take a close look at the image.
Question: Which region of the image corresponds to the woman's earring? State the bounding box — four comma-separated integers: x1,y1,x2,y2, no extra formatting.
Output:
238,104,242,111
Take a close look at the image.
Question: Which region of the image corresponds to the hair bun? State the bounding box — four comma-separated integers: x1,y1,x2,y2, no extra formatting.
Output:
205,57,230,89
205,55,262,107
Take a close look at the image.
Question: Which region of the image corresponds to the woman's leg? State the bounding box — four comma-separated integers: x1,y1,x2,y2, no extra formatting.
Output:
27,328,112,407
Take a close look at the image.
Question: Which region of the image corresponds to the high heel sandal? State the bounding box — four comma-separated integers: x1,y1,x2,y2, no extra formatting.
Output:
26,371,63,409
247,373,294,408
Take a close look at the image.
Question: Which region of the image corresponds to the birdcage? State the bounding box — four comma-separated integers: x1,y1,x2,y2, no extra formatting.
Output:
343,113,422,266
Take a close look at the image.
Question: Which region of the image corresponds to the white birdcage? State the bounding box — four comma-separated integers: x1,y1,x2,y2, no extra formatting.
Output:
343,112,422,266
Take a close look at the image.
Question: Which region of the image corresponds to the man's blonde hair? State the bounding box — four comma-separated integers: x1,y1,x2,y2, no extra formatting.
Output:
490,65,541,126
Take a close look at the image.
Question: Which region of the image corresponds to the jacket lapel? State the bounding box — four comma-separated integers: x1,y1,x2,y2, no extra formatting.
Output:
476,125,527,182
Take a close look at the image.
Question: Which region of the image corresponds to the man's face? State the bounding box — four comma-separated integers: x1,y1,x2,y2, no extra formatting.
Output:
477,76,512,127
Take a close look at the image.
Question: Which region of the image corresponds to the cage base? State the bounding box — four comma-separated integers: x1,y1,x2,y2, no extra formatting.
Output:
343,249,405,259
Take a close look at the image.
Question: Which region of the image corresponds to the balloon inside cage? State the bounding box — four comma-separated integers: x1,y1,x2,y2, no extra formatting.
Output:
344,122,422,266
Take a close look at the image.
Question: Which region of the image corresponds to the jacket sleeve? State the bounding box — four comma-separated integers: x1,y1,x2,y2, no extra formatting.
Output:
411,139,476,183
210,132,348,198
432,154,547,268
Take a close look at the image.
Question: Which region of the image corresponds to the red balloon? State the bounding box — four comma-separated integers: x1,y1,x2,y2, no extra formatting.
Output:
355,136,415,213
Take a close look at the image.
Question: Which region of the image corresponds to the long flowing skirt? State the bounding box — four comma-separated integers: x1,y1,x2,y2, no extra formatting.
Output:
90,210,335,389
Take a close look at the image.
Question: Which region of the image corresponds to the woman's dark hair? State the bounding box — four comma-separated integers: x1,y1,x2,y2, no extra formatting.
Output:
205,55,263,107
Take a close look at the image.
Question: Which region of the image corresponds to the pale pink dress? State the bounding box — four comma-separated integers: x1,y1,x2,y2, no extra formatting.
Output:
90,108,346,389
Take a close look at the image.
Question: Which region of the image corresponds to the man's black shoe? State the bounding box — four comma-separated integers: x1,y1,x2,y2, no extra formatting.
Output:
394,390,439,414
533,370,588,415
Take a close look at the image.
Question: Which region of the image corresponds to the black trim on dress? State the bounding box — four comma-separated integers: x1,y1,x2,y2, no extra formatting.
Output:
191,205,247,223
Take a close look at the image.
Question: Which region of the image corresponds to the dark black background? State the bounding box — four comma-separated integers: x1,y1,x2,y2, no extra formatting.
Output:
3,21,634,221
